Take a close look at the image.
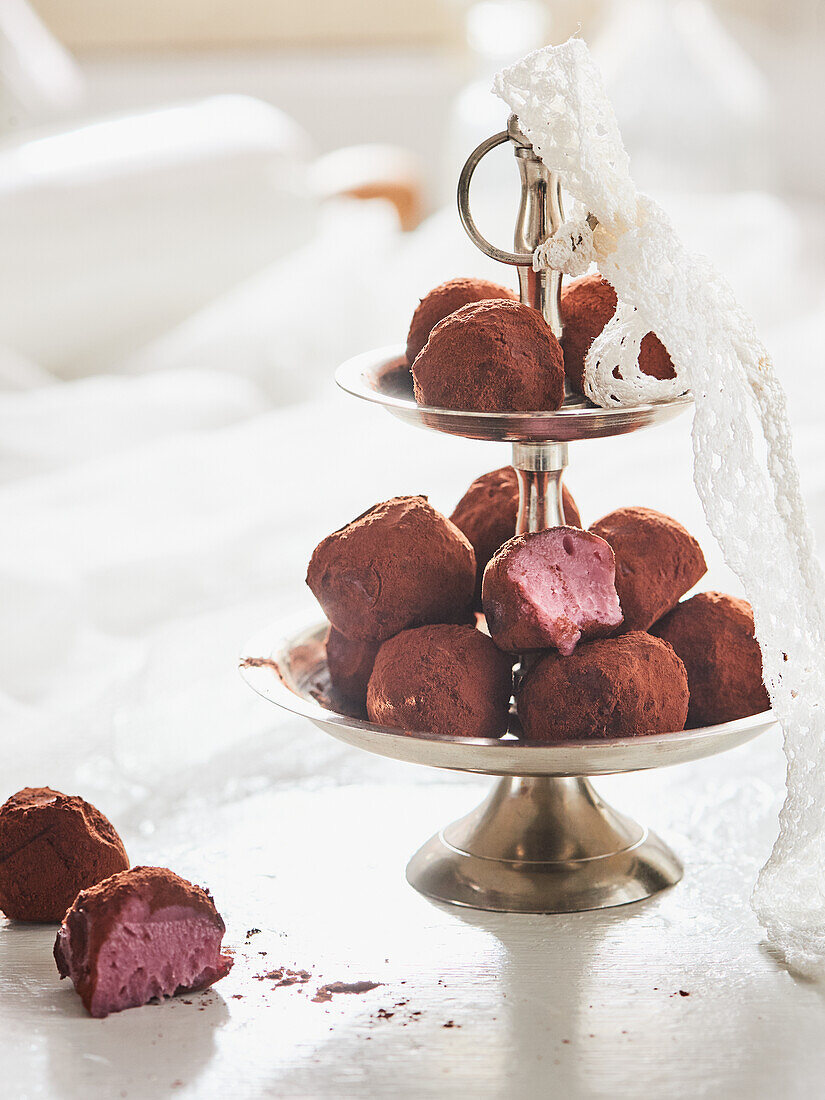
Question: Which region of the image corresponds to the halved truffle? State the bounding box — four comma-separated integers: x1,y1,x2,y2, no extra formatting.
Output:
561,274,675,393
482,527,623,655
366,624,513,739
406,277,517,365
589,507,707,632
450,465,581,600
0,787,129,923
517,632,689,742
411,299,565,413
54,866,233,1018
651,591,770,727
326,626,381,707
307,496,475,642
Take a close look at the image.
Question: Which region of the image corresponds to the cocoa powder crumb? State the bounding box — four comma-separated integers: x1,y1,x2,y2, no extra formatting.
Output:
311,980,382,1004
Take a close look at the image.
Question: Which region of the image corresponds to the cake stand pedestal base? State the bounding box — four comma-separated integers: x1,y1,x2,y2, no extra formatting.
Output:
406,775,682,913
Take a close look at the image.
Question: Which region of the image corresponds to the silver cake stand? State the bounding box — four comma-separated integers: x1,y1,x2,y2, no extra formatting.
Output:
240,115,774,913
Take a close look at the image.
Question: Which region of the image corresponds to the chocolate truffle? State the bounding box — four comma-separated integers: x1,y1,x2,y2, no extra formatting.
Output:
54,866,233,1018
651,591,770,727
366,624,513,739
411,299,565,413
589,507,707,632
482,527,623,655
561,274,675,393
307,496,475,642
517,632,689,742
0,788,129,923
326,626,381,706
451,465,582,599
406,277,517,365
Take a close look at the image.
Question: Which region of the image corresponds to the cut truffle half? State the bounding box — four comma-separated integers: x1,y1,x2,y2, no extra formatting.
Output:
54,866,233,1018
482,527,623,655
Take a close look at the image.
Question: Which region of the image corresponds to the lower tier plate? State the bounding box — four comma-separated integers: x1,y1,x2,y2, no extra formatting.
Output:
239,618,775,779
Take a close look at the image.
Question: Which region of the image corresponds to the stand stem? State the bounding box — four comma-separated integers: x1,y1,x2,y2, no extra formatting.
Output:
406,774,682,913
405,115,682,913
512,441,568,534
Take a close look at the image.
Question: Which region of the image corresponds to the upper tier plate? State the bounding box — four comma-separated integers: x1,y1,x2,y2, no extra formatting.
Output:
239,617,774,780
336,345,693,444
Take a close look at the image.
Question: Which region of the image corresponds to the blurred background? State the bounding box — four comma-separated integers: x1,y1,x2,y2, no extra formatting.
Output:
1,0,824,824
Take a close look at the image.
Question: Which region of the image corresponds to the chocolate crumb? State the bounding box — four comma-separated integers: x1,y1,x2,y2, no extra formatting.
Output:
246,928,262,938
443,1020,460,1029
376,1009,394,1020
312,980,382,1004
240,657,281,672
678,990,690,997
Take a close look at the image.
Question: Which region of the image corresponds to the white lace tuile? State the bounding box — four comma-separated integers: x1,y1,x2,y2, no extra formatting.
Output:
495,39,825,979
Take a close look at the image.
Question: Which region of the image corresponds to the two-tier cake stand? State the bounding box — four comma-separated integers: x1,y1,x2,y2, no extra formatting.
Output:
240,115,774,914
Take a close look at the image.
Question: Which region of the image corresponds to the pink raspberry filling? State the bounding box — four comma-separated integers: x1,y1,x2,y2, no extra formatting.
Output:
483,527,623,655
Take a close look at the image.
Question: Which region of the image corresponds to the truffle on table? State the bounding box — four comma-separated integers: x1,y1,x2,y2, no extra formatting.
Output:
366,624,513,739
450,465,581,600
651,591,770,727
326,626,381,707
0,787,129,923
307,496,475,642
406,277,517,365
589,506,707,632
54,866,233,1018
561,274,675,393
482,527,623,655
517,632,689,742
411,299,565,413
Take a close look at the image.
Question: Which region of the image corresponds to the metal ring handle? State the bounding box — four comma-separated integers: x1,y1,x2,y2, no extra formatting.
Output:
457,131,536,267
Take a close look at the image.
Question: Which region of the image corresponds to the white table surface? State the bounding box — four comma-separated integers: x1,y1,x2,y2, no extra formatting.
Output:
3,720,825,1100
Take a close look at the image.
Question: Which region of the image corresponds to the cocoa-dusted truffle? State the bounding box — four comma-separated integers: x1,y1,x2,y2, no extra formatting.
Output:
561,274,675,393
406,277,517,365
651,591,770,727
326,626,381,707
451,466,581,599
307,496,475,642
482,527,623,655
367,624,513,739
517,632,689,742
0,788,129,923
589,507,707,632
54,866,233,1018
411,299,565,413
